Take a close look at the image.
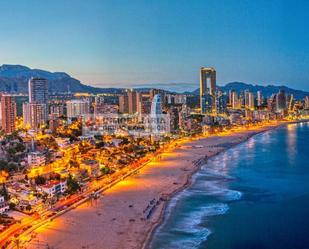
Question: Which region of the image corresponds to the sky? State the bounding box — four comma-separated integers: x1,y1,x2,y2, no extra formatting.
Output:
1,0,309,91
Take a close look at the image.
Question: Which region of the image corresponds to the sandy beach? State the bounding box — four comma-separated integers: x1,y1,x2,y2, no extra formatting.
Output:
26,124,284,249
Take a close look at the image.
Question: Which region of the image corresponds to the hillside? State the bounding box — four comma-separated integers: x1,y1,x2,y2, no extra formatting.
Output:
192,82,309,99
0,64,122,94
1,65,308,99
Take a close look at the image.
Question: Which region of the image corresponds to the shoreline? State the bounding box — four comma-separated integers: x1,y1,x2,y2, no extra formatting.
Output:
142,120,308,249
26,120,308,249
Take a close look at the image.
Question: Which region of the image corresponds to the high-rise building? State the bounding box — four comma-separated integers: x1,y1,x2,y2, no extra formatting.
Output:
216,92,228,114
305,96,309,109
257,91,263,107
94,103,118,115
1,95,16,134
149,94,170,134
168,106,180,132
267,94,277,112
200,67,216,114
28,78,48,104
149,89,166,109
23,77,49,129
244,90,250,108
228,90,233,106
66,100,90,119
127,90,137,114
276,90,287,112
200,67,216,97
287,95,294,113
150,89,165,101
201,94,214,114
119,94,129,113
23,103,48,129
231,90,240,109
239,92,244,108
136,92,151,115
151,94,163,115
248,92,255,110
49,103,65,118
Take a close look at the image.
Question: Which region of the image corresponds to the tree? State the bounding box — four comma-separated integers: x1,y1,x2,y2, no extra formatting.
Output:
0,161,8,171
7,163,17,172
67,174,80,194
35,175,46,185
95,141,105,149
15,143,25,153
100,166,111,175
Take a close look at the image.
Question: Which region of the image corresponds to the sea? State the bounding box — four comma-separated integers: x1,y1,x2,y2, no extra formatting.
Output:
150,122,309,249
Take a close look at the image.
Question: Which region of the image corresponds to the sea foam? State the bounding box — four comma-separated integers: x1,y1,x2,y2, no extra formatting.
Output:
162,203,229,249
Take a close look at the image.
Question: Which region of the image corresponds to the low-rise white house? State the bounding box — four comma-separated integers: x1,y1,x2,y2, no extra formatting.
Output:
40,180,67,196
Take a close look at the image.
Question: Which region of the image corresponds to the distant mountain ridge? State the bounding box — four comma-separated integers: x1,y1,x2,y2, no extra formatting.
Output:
0,65,308,99
0,64,122,94
192,82,309,99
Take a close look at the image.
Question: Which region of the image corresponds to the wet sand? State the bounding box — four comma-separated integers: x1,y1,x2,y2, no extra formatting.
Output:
27,124,282,249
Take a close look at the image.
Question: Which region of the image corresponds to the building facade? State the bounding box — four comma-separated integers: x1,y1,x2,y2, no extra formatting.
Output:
28,77,48,104
66,100,90,119
1,94,16,134
23,103,48,129
200,67,216,114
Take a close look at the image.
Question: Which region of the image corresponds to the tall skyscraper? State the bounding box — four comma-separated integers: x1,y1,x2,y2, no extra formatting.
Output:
24,77,49,129
151,94,163,115
119,94,129,113
231,90,240,109
149,89,166,108
228,90,233,106
248,92,255,110
127,90,137,114
1,95,16,134
288,94,294,113
28,77,48,104
200,67,216,114
216,91,228,114
257,91,263,107
244,90,250,108
305,96,309,109
136,92,151,115
201,94,214,114
149,94,170,134
267,94,277,112
276,90,287,113
200,67,216,97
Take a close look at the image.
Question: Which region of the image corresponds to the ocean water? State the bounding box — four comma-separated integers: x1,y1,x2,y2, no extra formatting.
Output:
150,122,309,249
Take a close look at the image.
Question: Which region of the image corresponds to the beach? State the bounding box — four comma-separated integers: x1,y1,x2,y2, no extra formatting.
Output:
27,123,283,249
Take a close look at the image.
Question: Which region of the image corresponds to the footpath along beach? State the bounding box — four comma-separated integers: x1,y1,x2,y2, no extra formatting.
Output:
26,122,291,249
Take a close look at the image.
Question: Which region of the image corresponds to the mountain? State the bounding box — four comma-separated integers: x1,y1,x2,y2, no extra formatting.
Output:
0,64,122,94
1,65,308,99
192,82,309,99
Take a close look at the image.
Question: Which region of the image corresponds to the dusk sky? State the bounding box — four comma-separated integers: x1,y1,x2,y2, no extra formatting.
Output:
1,0,309,91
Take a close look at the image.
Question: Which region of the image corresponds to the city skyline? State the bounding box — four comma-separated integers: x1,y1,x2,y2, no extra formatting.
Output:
0,1,308,248
1,0,309,91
